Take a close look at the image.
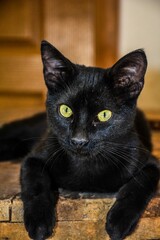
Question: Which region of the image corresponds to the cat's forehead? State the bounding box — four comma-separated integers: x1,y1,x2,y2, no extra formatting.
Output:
70,66,108,97
76,65,106,86
57,66,115,109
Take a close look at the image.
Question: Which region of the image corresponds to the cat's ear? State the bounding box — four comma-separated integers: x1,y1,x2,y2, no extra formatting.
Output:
108,49,147,101
41,40,75,91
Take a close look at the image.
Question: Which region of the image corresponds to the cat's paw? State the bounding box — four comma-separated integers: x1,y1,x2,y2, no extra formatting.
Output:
24,201,56,240
26,223,53,240
106,200,139,240
24,215,55,240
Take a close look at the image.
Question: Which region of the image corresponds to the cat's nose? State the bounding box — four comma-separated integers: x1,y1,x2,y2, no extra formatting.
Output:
70,137,89,148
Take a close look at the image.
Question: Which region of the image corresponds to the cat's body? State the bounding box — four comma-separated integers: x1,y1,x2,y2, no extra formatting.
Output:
0,112,47,160
0,41,159,240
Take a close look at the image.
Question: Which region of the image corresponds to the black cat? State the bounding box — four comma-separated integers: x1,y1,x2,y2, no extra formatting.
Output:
0,41,159,240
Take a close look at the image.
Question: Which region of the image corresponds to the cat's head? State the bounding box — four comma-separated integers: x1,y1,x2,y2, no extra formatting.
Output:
41,40,147,158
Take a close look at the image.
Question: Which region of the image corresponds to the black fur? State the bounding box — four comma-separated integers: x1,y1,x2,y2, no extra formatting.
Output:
0,113,46,160
0,41,159,240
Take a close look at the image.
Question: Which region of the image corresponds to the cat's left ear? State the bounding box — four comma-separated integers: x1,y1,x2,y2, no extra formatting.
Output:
108,49,147,101
41,40,75,91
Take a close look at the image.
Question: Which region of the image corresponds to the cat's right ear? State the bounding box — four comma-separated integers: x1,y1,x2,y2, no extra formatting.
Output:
41,40,75,91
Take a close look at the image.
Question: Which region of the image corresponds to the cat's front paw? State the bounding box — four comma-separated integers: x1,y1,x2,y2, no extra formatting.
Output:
106,200,139,240
24,201,56,240
26,223,53,240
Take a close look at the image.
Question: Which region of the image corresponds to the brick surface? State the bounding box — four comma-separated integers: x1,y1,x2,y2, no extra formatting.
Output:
0,218,160,240
0,199,11,222
0,194,160,239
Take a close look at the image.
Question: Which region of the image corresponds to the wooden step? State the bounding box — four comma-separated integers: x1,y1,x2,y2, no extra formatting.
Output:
0,131,160,240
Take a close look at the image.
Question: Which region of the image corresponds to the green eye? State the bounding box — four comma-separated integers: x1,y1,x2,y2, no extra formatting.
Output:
59,104,73,118
97,110,112,122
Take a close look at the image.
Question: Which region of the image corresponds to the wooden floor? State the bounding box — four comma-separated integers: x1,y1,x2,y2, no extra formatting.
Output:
0,131,160,240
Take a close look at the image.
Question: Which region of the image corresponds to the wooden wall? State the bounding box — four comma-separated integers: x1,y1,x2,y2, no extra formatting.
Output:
0,0,119,124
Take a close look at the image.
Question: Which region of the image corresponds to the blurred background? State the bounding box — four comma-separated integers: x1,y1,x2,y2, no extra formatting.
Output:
0,0,159,124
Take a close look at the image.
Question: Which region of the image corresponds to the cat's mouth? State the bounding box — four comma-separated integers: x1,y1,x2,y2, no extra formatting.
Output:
68,147,90,156
65,144,92,157
61,139,93,157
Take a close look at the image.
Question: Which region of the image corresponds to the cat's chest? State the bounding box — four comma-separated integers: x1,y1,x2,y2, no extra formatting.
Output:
51,157,124,192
